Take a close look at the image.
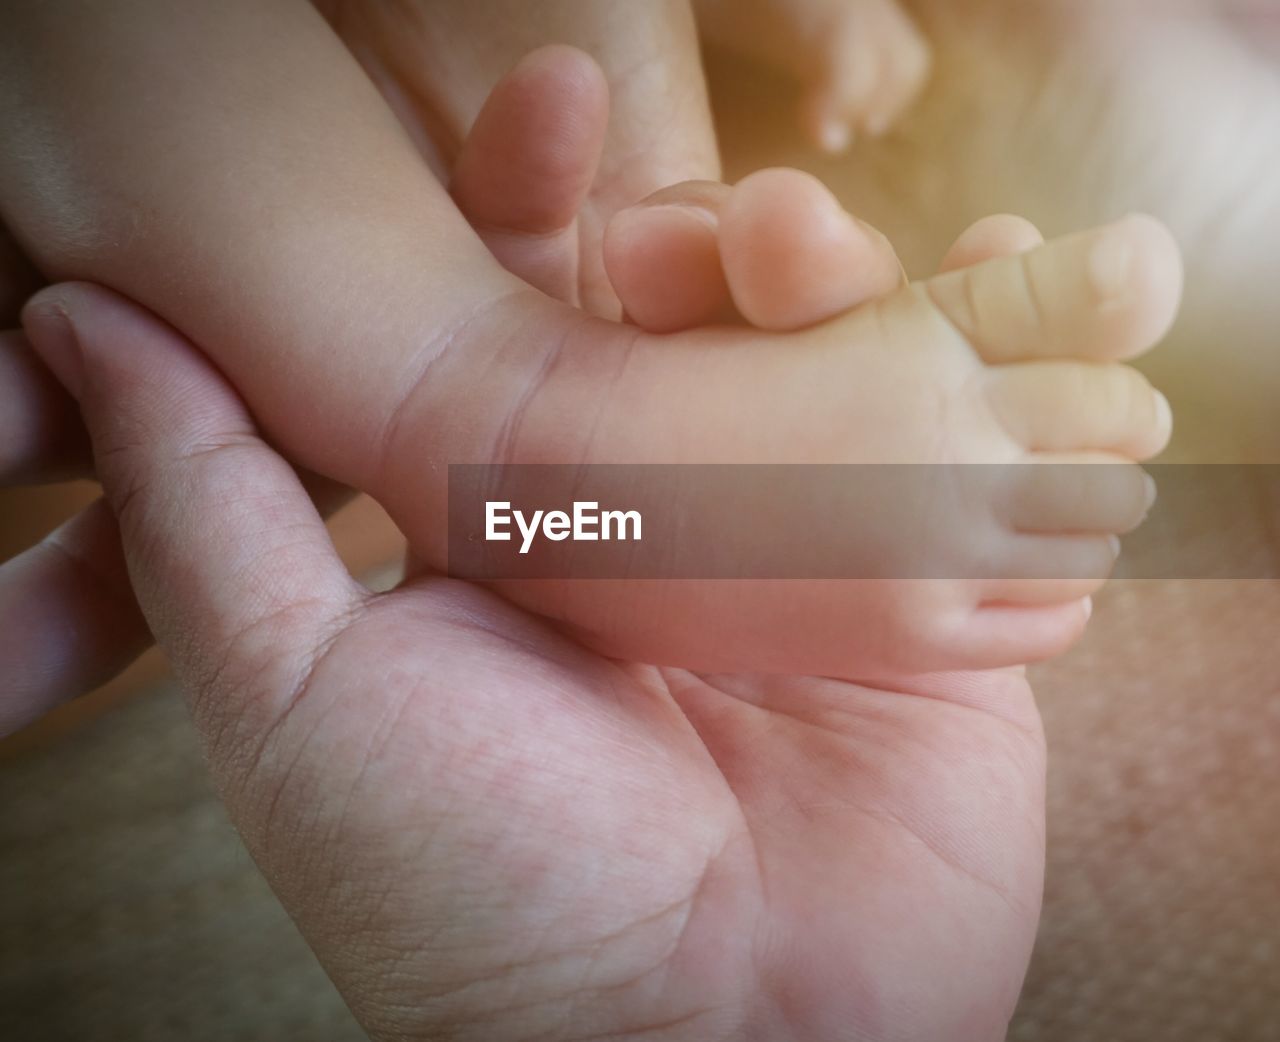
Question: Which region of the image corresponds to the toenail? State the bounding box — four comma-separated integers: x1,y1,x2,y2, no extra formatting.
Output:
1087,232,1134,300
615,204,718,240
1154,390,1173,437
663,204,718,232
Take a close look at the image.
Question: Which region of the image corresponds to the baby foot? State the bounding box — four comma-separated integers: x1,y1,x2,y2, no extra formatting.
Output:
383,226,1179,680
695,0,931,151
429,51,1179,678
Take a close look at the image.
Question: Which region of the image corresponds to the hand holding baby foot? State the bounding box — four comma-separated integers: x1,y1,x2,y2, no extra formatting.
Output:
0,0,1180,691
21,280,1049,1042
431,190,1180,677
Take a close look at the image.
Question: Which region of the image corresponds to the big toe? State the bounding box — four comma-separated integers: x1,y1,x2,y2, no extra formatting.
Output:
925,214,1184,365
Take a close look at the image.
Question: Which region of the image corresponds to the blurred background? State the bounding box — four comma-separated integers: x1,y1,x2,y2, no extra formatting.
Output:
4,2,1280,1039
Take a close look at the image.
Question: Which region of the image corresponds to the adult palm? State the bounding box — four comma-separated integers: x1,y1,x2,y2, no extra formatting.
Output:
23,284,1046,1042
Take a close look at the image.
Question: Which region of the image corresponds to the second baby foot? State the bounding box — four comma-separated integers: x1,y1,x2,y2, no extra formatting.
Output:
695,0,932,151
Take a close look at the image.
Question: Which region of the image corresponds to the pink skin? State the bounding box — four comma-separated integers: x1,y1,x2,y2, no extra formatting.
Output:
20,278,1048,1042
695,0,932,152
0,46,1051,734
0,28,1171,1041
605,169,905,333
0,41,1177,727
319,0,720,317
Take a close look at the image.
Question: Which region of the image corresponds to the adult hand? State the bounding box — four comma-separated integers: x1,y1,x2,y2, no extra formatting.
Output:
316,0,719,315
18,282,1046,1042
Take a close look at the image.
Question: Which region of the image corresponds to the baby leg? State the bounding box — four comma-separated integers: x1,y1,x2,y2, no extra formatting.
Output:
2,5,1180,678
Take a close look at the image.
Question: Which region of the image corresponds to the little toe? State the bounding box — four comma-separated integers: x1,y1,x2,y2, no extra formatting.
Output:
967,535,1121,632
952,599,1093,669
720,167,904,331
604,182,735,334
925,214,1184,364
1002,456,1156,536
939,214,1044,273
979,533,1121,615
986,361,1173,459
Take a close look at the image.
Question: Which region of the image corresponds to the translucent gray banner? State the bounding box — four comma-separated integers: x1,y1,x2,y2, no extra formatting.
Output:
446,464,1280,580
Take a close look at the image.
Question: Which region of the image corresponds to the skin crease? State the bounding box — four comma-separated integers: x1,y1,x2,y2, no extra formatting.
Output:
0,1,1177,681
12,4,1269,1039
0,6,1066,1039
1,40,1060,1034
26,282,1047,1042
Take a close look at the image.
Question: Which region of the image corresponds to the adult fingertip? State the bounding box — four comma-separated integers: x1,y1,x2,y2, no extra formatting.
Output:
21,292,84,400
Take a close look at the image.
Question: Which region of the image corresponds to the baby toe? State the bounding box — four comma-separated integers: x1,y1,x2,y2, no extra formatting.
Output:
721,168,903,331
939,214,1044,273
986,360,1173,459
926,214,1184,365
949,599,1094,669
1001,457,1156,536
982,534,1122,610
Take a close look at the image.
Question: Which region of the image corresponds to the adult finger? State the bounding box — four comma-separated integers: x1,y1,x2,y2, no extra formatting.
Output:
21,283,365,738
0,329,90,483
0,499,149,736
451,45,608,305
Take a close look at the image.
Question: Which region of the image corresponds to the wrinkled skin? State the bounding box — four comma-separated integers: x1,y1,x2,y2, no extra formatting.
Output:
15,2,1280,1039
22,282,1047,1041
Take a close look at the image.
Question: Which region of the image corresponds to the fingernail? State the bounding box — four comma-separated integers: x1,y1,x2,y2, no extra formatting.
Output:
1142,471,1158,514
23,299,85,399
1087,231,1134,301
1107,534,1122,557
1082,596,1094,622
